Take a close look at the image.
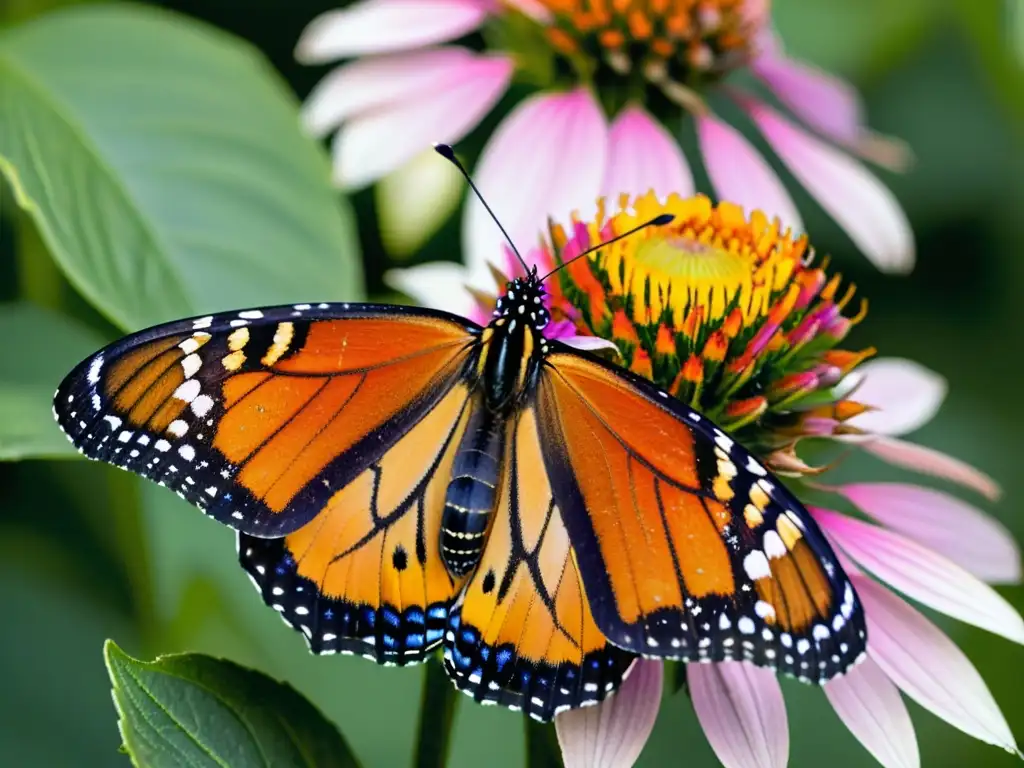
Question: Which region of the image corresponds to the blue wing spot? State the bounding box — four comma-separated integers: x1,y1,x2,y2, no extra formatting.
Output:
382,608,401,628
382,634,397,649
496,648,513,671
323,608,334,620
406,608,425,625
429,606,448,621
426,628,444,643
406,633,425,649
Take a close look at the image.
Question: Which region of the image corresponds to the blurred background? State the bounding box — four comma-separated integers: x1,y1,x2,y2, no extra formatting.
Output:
0,0,1021,765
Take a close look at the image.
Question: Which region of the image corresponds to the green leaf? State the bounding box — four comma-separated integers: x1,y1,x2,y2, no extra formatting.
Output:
413,658,460,768
0,301,105,459
104,641,360,768
0,5,363,332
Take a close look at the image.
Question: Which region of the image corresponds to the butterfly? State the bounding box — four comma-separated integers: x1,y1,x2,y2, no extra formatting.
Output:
53,150,866,723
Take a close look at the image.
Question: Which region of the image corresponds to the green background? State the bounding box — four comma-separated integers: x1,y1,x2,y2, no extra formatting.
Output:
0,0,1021,765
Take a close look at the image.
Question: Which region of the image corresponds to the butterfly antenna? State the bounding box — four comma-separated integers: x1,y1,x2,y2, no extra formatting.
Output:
434,143,531,275
539,213,675,282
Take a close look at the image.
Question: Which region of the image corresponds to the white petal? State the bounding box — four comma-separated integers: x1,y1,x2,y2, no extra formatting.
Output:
601,105,694,200
296,0,488,62
556,658,662,768
463,88,608,286
331,56,512,188
384,262,477,318
815,509,1024,644
688,662,789,768
377,148,465,258
748,103,914,273
840,483,1020,584
697,114,803,235
846,357,946,436
825,656,920,768
855,575,1019,753
302,48,497,137
558,336,622,354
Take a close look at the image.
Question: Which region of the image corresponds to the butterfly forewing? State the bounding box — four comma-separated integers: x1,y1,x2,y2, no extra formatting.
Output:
538,347,866,683
54,304,479,537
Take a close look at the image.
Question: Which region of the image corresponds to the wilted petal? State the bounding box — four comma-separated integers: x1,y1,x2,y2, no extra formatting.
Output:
855,574,1019,753
825,656,920,768
303,48,502,137
464,88,608,285
296,0,489,62
814,508,1024,644
688,662,788,768
861,435,1001,502
384,262,481,321
697,114,803,234
840,483,1020,584
752,54,863,145
602,105,694,201
748,103,914,274
556,658,662,768
331,55,512,188
558,335,622,354
845,357,946,436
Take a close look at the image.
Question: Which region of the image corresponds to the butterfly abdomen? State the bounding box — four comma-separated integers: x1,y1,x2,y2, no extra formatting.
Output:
441,406,505,577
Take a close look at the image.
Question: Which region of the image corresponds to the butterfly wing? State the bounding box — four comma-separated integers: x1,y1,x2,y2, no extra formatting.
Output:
537,346,866,683
443,403,635,722
238,383,479,664
54,304,478,537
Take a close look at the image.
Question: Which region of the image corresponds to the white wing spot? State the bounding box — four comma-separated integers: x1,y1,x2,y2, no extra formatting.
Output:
181,354,202,378
239,310,263,319
191,394,215,418
178,445,196,461
167,420,189,438
173,379,201,402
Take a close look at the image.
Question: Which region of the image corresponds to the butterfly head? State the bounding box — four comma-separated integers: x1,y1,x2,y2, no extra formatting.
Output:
494,267,550,333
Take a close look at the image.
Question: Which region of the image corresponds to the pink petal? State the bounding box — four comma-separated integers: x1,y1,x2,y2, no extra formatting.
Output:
302,48,503,137
855,574,1019,752
383,262,480,320
814,509,1024,644
688,662,789,768
747,103,914,273
558,336,622,354
751,54,863,146
696,114,803,234
463,88,608,285
861,435,1002,502
601,105,694,200
556,658,662,768
331,56,512,188
296,0,489,62
501,0,552,22
840,483,1021,584
844,357,946,436
824,656,920,768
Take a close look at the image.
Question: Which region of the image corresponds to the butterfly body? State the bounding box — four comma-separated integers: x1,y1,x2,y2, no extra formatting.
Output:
54,273,867,722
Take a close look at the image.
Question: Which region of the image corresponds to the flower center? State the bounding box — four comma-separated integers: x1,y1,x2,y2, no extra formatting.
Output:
504,0,765,98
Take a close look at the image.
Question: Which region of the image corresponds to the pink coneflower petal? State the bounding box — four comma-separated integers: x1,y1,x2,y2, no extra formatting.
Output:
751,54,863,146
839,483,1021,584
464,88,608,284
861,435,1001,502
814,508,1024,644
688,662,788,768
747,103,914,274
302,48,506,137
824,656,920,768
331,56,513,188
383,262,485,322
601,105,694,200
555,658,662,768
855,574,1019,753
843,358,946,436
296,0,489,62
502,0,553,22
696,114,802,235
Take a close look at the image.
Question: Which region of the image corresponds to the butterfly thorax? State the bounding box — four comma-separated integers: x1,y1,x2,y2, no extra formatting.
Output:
440,274,550,577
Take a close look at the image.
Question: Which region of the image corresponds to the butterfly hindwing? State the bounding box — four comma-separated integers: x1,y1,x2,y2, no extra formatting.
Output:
238,382,478,663
538,347,866,683
443,404,635,721
54,304,478,537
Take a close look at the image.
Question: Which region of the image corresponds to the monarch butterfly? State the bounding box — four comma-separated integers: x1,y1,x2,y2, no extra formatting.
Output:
53,147,866,722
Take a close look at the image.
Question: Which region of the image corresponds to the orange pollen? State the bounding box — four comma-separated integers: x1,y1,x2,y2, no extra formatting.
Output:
612,309,640,343
681,354,704,382
655,324,677,356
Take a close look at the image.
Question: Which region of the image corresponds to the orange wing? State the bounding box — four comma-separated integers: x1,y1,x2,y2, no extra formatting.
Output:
54,304,478,537
239,383,476,664
443,405,634,721
537,348,866,684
